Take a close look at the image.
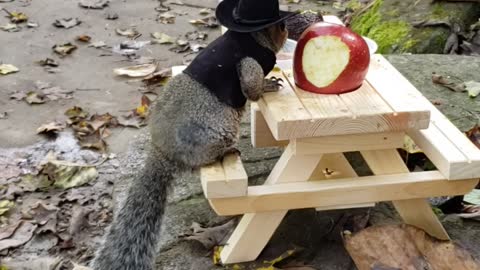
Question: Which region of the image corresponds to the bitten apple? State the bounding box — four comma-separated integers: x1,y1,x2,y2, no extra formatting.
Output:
293,22,370,94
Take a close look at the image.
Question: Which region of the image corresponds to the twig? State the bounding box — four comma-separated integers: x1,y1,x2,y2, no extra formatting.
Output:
75,88,101,91
170,2,213,9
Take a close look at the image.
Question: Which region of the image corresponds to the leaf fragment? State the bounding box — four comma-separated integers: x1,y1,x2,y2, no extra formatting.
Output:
9,11,28,23
1,23,20,32
115,28,139,37
0,64,19,75
142,68,172,86
79,0,109,9
151,32,174,44
431,73,466,92
53,18,82,29
37,58,59,67
189,16,219,28
76,35,92,42
0,222,37,252
0,200,14,216
113,63,157,77
25,91,46,104
464,80,480,98
53,43,78,56
157,12,176,24
37,121,66,135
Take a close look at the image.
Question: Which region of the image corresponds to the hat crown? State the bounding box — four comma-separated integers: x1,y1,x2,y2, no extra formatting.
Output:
234,0,280,24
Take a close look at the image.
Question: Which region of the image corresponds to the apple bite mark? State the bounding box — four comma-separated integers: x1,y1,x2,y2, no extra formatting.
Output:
302,36,350,88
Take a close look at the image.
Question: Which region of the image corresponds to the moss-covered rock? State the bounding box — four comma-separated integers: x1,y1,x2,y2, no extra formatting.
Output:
350,0,480,53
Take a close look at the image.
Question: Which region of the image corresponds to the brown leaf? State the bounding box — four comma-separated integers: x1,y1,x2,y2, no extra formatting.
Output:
0,221,37,252
65,106,89,121
53,43,78,56
69,205,93,237
77,129,107,151
142,68,172,86
77,35,92,42
0,221,22,240
53,18,81,29
343,224,480,270
466,124,480,149
37,121,66,134
431,73,466,92
181,219,236,249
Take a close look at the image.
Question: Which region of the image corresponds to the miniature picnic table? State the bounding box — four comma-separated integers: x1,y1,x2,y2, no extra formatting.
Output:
178,16,480,265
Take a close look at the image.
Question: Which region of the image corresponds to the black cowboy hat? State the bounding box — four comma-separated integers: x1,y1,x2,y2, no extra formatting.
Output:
216,0,298,33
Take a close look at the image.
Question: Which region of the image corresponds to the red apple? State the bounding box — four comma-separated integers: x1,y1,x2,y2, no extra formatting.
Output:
293,22,370,94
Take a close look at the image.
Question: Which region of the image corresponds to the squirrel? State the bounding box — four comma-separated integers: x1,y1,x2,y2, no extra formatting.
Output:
90,23,289,270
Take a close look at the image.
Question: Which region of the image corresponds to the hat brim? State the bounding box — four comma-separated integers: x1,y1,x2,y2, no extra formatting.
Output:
216,0,298,33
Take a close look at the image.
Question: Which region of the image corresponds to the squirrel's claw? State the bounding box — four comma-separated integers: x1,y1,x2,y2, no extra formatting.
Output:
264,76,284,92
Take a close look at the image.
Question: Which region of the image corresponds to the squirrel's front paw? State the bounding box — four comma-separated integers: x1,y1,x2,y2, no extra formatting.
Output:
263,76,284,92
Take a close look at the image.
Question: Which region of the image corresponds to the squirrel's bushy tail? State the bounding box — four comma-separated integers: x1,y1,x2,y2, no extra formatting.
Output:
90,150,182,270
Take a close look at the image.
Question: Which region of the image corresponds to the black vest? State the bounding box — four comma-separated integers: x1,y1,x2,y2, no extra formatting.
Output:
183,30,277,108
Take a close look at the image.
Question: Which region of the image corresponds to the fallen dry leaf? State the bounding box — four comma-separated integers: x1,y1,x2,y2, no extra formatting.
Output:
69,205,93,237
114,63,157,77
77,35,92,42
151,32,174,44
65,106,89,122
112,40,150,55
0,221,21,240
0,200,14,215
30,202,58,227
115,28,139,37
199,8,211,15
431,73,466,92
25,91,46,104
88,41,107,48
466,124,480,149
189,16,219,28
105,12,118,20
343,224,480,270
0,112,8,119
186,30,208,41
77,129,108,151
181,219,236,249
27,21,39,28
0,221,37,252
37,58,59,67
1,23,20,32
37,121,66,135
0,64,19,75
465,80,480,98
53,43,78,56
22,158,99,190
142,68,172,86
53,18,81,29
79,0,109,9
157,12,176,24
9,11,28,23
190,43,206,52
2,256,64,270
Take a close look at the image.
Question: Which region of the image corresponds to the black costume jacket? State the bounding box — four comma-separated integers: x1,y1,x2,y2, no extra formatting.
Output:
183,30,277,108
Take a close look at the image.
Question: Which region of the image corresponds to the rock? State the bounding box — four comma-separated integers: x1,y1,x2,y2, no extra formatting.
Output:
350,0,480,53
385,54,480,131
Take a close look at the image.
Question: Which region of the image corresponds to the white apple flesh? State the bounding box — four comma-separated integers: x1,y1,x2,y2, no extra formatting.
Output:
293,22,370,94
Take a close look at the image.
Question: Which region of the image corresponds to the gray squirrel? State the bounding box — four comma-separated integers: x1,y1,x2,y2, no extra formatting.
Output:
90,0,295,268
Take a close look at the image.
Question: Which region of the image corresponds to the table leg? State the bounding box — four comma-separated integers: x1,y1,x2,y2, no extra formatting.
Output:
220,142,323,264
360,149,449,240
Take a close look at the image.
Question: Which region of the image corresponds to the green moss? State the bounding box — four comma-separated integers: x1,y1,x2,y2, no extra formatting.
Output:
350,0,382,35
346,0,362,11
401,38,418,51
367,21,411,53
431,3,448,19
